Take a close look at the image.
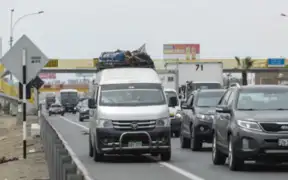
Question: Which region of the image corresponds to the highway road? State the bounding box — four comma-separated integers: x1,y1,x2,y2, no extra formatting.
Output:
46,113,288,180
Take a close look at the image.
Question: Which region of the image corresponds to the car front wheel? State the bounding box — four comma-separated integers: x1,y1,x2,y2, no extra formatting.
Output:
228,135,244,171
212,132,226,165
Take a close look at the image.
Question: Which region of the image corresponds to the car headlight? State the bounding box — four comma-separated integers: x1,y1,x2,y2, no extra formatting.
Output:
97,119,113,128
196,114,214,121
236,120,262,131
156,118,170,127
175,113,183,120
82,108,89,112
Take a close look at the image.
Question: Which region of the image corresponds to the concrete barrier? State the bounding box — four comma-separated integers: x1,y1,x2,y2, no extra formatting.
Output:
40,114,93,180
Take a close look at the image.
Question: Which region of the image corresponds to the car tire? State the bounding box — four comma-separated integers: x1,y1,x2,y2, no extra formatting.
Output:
89,133,93,157
73,111,76,114
212,132,226,165
160,151,171,161
228,135,244,171
180,133,190,149
49,112,51,116
61,113,64,116
93,137,104,162
79,116,83,122
174,131,180,138
190,126,202,151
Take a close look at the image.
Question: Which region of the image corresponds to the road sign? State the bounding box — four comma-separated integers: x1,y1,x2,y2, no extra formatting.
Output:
267,58,285,67
1,35,49,84
31,76,44,89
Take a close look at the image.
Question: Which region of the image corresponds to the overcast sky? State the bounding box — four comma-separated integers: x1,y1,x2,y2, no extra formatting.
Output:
1,0,288,60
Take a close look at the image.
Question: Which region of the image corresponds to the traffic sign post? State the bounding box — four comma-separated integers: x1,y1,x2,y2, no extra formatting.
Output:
1,35,49,159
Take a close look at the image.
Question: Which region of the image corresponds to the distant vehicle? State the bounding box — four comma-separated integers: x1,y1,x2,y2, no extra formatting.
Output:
164,88,181,137
165,62,224,101
45,93,56,110
212,85,288,171
60,89,79,113
78,99,89,122
48,103,65,116
179,89,225,150
158,69,178,91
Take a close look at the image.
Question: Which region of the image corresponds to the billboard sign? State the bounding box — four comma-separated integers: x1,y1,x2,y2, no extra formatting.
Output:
39,73,56,79
163,44,200,61
267,58,285,67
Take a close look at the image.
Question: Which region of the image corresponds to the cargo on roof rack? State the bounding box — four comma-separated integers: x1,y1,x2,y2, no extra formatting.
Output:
96,47,155,71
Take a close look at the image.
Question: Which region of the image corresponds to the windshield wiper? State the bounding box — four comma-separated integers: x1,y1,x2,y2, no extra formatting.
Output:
237,108,256,111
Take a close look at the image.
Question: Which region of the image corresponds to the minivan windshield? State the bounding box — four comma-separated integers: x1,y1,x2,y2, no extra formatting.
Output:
165,91,179,107
196,91,225,107
100,83,166,106
193,83,222,90
237,88,288,110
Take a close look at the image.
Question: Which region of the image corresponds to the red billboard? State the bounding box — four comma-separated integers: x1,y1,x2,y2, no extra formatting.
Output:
39,73,56,79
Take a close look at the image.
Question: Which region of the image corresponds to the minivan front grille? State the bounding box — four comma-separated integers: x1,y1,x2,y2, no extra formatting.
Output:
260,123,288,132
112,120,156,130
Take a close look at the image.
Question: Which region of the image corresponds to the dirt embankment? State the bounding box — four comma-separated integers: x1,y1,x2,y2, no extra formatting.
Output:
0,115,49,180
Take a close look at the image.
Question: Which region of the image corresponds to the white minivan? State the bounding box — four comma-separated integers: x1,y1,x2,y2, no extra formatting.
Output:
88,67,171,161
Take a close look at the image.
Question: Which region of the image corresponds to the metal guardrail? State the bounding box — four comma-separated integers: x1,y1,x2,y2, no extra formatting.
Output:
40,114,93,180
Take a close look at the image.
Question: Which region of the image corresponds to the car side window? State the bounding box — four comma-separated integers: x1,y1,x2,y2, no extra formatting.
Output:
219,90,232,105
186,94,194,106
227,89,237,105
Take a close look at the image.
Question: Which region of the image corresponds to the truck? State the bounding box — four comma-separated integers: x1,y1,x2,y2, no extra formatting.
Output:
157,69,178,91
165,61,224,101
60,89,79,113
45,93,56,110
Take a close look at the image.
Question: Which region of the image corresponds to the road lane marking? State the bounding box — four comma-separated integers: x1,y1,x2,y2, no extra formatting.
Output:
59,116,206,180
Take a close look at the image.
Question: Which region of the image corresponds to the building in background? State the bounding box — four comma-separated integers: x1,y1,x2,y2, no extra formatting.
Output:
163,44,200,60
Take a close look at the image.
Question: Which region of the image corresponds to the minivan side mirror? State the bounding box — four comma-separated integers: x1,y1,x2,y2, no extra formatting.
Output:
216,105,231,113
168,97,178,107
88,99,96,109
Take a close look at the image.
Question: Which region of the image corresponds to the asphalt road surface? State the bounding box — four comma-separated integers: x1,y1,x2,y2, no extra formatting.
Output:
46,113,288,180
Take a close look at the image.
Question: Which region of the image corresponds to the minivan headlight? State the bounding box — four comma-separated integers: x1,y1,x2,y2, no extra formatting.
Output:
97,119,113,128
156,118,170,127
236,120,262,131
196,114,214,121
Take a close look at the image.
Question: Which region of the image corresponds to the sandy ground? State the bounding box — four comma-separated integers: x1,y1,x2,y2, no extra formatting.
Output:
0,115,49,180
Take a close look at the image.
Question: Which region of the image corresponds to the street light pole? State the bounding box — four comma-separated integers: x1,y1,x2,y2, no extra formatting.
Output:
9,9,14,49
9,10,44,48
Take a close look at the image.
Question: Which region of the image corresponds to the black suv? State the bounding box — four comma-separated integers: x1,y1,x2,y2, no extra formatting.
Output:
212,85,288,171
179,89,225,151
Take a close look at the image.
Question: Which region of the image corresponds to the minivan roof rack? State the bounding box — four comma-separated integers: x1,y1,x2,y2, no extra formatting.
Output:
96,60,155,72
229,83,240,88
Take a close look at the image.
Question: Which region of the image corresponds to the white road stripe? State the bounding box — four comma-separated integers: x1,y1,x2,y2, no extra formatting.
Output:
58,116,206,180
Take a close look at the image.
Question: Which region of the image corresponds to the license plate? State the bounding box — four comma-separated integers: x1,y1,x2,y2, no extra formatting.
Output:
278,139,288,146
128,141,142,147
